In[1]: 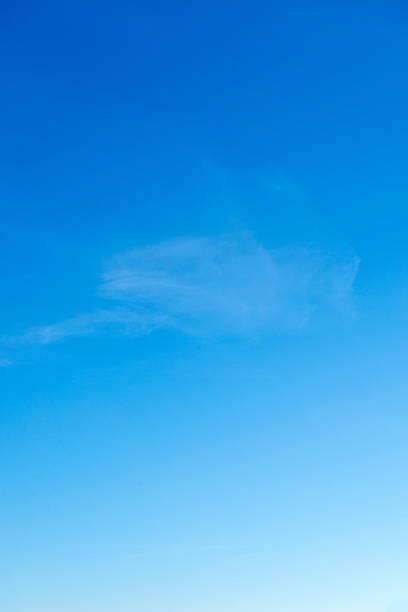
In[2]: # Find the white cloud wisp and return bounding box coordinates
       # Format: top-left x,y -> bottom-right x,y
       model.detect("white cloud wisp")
16,233 -> 360,345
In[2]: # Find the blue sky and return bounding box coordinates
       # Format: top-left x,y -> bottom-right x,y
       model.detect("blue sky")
1,1 -> 408,610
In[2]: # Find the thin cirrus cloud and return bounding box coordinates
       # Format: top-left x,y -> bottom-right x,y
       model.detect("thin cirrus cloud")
20,232 -> 360,345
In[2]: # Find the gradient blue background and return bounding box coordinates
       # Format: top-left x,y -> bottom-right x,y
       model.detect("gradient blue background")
1,1 -> 408,610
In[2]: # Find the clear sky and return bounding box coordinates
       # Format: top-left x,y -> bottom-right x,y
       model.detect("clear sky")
1,1 -> 408,611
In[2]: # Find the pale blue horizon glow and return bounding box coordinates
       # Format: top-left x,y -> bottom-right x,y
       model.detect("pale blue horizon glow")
1,2 -> 408,611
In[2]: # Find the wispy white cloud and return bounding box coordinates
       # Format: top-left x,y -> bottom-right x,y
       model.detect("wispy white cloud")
19,309 -> 168,345
14,232 -> 360,346
101,232 -> 359,334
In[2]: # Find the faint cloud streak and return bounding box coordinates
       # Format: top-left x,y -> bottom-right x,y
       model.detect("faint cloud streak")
13,232 -> 360,346
101,232 -> 360,334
